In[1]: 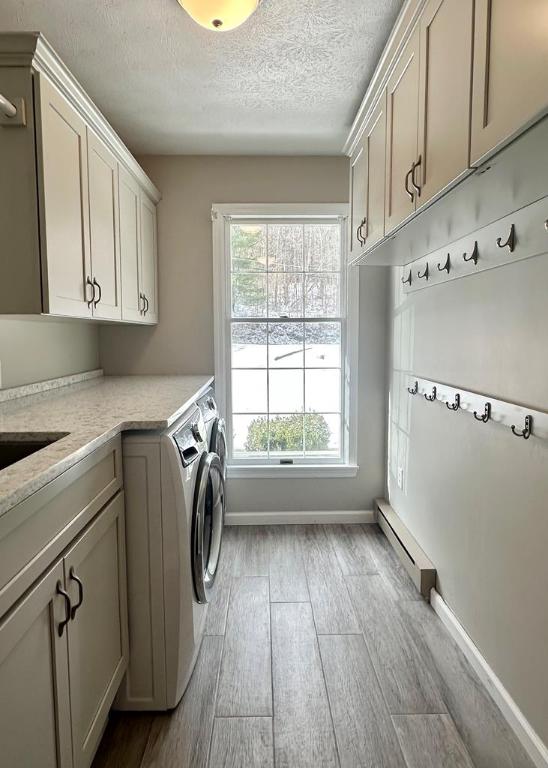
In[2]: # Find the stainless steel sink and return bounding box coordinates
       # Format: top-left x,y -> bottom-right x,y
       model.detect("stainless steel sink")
0,434 -> 68,471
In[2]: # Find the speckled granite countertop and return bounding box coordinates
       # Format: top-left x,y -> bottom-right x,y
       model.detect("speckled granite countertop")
0,374 -> 213,517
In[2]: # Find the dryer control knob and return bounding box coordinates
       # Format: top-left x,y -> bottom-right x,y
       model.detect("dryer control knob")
207,397 -> 215,409
191,423 -> 203,442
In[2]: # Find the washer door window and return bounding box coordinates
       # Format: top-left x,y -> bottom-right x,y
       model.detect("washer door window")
210,417 -> 227,479
192,452 -> 225,604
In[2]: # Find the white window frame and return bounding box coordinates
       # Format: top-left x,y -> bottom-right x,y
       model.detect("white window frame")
212,203 -> 358,479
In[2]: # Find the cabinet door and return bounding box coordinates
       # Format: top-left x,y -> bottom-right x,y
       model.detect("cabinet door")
36,75 -> 92,318
87,130 -> 121,321
471,0 -> 548,164
139,194 -> 158,324
417,0 -> 473,205
0,561 -> 72,768
64,494 -> 128,768
384,27 -> 420,234
362,93 -> 387,250
349,138 -> 368,260
119,167 -> 143,322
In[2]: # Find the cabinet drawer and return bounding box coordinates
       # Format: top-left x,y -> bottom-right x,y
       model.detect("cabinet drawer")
0,436 -> 122,617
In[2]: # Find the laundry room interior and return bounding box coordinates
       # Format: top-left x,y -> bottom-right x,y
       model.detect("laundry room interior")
0,1 -> 547,767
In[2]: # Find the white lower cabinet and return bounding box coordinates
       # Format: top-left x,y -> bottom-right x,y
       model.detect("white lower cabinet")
0,492 -> 128,768
0,561 -> 72,768
65,492 -> 129,768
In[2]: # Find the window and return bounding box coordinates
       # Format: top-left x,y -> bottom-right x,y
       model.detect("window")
213,204 -> 358,478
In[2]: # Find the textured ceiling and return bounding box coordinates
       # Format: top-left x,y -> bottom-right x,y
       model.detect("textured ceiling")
0,0 -> 403,155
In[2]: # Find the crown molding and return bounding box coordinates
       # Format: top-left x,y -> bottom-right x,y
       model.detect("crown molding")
343,0 -> 427,157
0,32 -> 160,203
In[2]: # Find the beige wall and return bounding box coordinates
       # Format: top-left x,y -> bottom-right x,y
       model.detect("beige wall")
388,255 -> 548,746
0,316 -> 99,388
100,155 -> 389,512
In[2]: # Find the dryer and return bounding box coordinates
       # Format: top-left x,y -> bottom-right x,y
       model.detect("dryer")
116,405 -> 225,711
197,387 -> 227,478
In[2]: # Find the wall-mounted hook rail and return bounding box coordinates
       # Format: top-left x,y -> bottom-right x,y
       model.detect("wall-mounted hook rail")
511,415 -> 532,439
446,393 -> 460,411
473,402 -> 491,423
437,254 -> 451,274
417,263 -> 430,281
402,269 -> 412,286
403,377 -> 548,443
462,241 -> 479,265
496,223 -> 515,253
424,386 -> 437,402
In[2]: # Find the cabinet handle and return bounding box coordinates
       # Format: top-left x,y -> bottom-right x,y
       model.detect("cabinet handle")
92,278 -> 102,307
411,155 -> 422,197
139,292 -> 145,314
359,217 -> 368,244
56,580 -> 72,637
144,295 -> 149,315
86,277 -> 95,308
69,567 -> 84,620
404,166 -> 415,202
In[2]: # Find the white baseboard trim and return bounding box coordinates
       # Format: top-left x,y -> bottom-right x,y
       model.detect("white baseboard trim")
225,509 -> 376,526
430,589 -> 548,768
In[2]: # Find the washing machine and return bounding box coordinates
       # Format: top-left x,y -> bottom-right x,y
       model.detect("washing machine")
116,404 -> 225,711
197,387 -> 227,478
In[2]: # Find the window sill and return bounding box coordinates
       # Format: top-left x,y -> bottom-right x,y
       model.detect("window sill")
227,464 -> 359,479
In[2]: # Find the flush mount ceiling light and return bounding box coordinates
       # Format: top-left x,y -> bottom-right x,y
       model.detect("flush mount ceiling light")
178,0 -> 260,32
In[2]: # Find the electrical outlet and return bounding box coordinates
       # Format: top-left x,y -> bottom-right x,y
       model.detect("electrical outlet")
397,466 -> 404,490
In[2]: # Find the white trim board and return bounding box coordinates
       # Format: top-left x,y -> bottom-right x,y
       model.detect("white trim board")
431,589 -> 548,768
225,510 -> 376,526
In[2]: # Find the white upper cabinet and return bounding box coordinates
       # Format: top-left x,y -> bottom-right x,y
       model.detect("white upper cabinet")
362,94 -> 387,250
139,193 -> 159,324
349,138 -> 368,261
119,166 -> 143,322
36,75 -> 92,318
471,0 -> 548,164
417,0 -> 474,205
346,0 -> 548,263
0,33 -> 160,323
384,27 -> 420,234
87,129 -> 122,321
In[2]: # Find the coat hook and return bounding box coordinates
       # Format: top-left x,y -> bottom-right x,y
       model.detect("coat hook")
463,241 -> 479,265
473,402 -> 491,423
437,254 -> 451,274
417,263 -> 430,281
424,386 -> 437,402
402,269 -> 412,286
511,414 -> 532,439
446,393 -> 460,411
407,380 -> 418,395
496,223 -> 515,253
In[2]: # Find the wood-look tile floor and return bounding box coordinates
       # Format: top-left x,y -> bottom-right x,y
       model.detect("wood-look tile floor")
93,524 -> 534,768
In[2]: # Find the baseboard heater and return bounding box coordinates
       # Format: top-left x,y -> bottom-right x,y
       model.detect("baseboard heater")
374,498 -> 436,600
